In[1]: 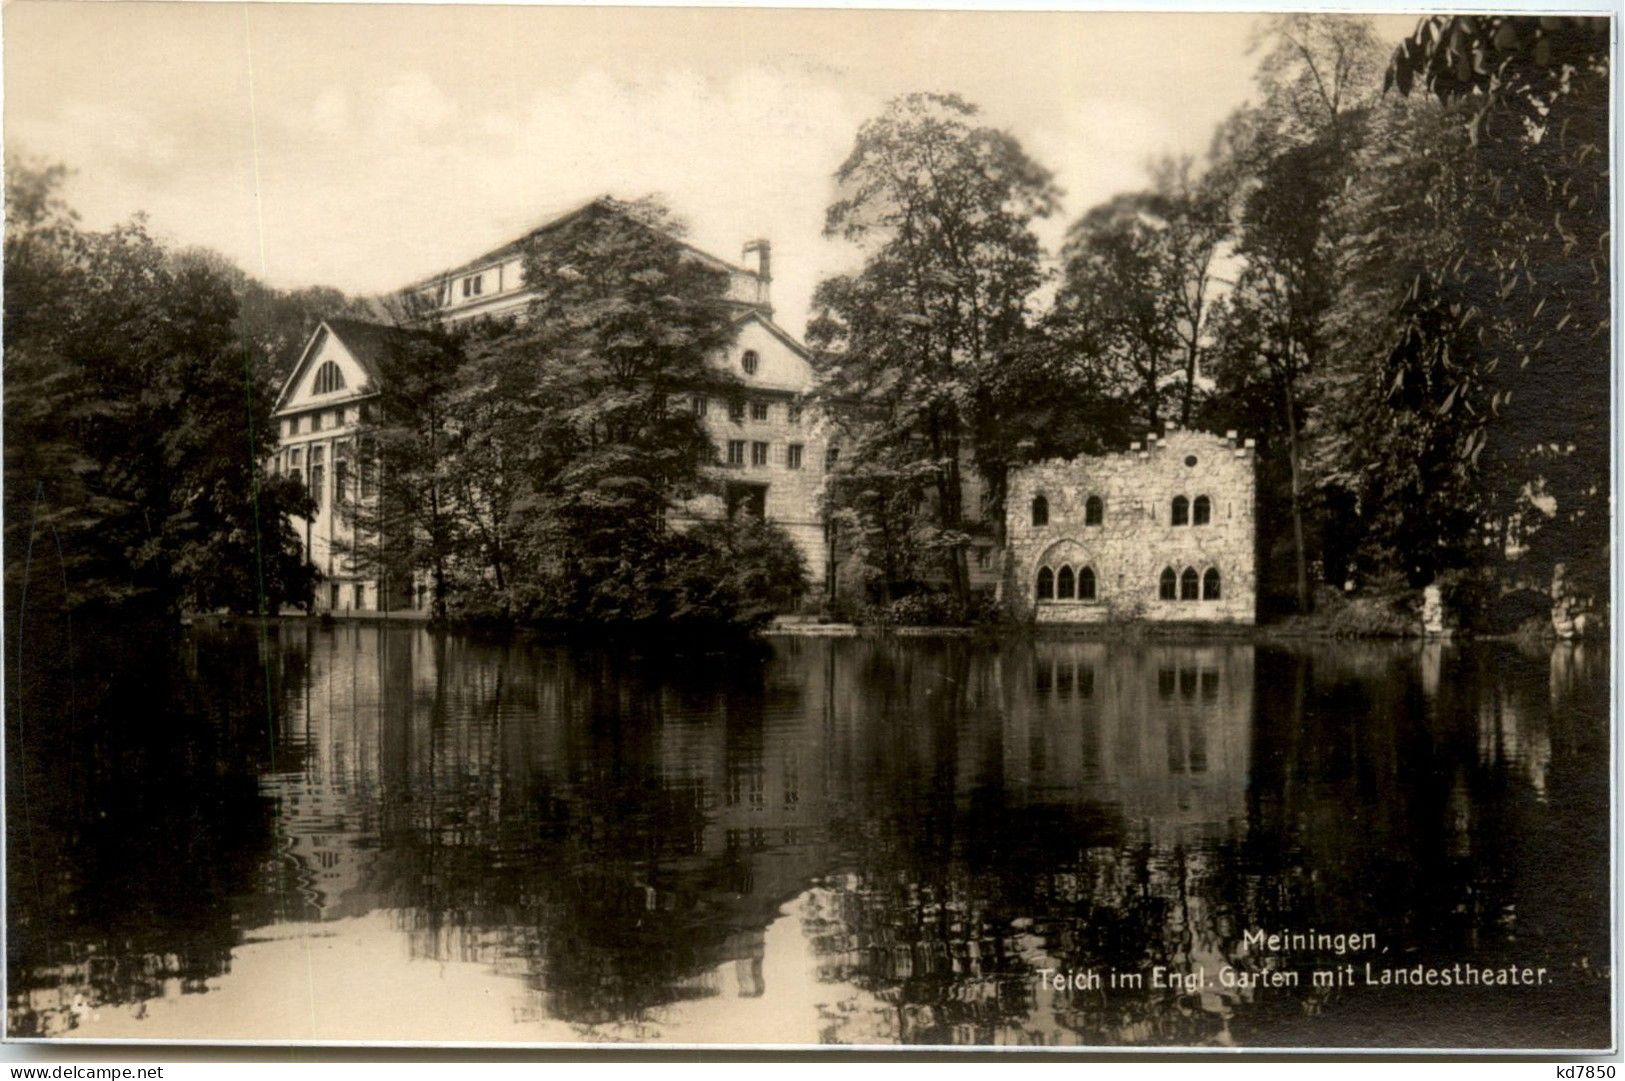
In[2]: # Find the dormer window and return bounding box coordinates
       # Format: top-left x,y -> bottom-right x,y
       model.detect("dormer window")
742,350 -> 759,375
313,361 -> 345,395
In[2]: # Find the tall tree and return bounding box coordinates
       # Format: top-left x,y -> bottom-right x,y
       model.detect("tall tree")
342,323 -> 468,621
486,197 -> 743,625
1208,14 -> 1387,612
170,246 -> 370,392
809,93 -> 1058,604
3,156 -> 313,619
1384,15 -> 1611,592
1054,158 -> 1230,433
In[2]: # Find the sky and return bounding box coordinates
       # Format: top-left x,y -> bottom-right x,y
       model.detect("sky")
5,2 -> 1421,338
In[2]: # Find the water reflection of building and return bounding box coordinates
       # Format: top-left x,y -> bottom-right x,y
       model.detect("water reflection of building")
253,626 -> 847,1023
211,627 -> 1608,1049
1004,642 -> 1252,845
259,623 -> 396,921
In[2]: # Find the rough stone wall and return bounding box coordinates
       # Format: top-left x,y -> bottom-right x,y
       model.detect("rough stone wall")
1004,428 -> 1257,624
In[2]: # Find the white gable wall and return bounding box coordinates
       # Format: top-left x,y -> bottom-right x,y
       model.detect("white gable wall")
714,318 -> 814,394
280,331 -> 375,415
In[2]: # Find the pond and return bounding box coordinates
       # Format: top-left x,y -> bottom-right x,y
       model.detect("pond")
5,622 -> 1612,1048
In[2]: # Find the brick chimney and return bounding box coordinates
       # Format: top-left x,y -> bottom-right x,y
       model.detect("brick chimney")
740,239 -> 772,314
742,238 -> 772,283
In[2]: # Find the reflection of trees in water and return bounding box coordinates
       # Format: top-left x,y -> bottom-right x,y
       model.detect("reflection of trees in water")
6,619 -> 297,1036
12,623 -> 1606,1047
1197,642 -> 1611,1048
799,640 -> 1254,1045
252,631 -> 1607,1045
331,635 -> 841,1026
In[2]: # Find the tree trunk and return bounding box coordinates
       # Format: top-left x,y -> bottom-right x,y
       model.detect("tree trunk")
940,433 -> 969,607
429,480 -> 448,622
1283,383 -> 1312,614
1180,340 -> 1199,427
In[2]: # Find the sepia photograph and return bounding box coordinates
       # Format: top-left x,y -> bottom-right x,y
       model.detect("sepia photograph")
2,0 -> 1616,1055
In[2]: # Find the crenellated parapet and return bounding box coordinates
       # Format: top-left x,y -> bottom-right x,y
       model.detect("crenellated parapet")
1004,425 -> 1258,625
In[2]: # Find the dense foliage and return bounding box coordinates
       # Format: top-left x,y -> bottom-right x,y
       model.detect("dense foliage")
814,15 -> 1607,624
347,199 -> 811,633
4,158 -> 316,621
1378,15 -> 1610,594
809,93 -> 1060,606
9,14 -> 1608,632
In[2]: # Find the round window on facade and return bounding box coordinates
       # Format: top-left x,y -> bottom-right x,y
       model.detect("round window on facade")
1184,454 -> 1198,467
742,350 -> 760,375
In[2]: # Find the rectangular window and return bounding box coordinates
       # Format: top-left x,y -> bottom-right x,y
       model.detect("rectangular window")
311,411 -> 323,433
786,443 -> 803,470
825,447 -> 839,470
788,404 -> 803,425
751,441 -> 769,467
289,416 -> 300,436
727,440 -> 746,466
728,399 -> 745,424
749,400 -> 769,421
976,546 -> 991,570
289,448 -> 302,470
692,395 -> 708,417
334,461 -> 349,506
461,273 -> 483,298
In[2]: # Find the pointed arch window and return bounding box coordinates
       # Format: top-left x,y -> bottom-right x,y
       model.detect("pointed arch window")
1193,495 -> 1212,525
1085,496 -> 1103,526
1159,567 -> 1177,600
1031,495 -> 1049,527
1057,565 -> 1075,599
313,361 -> 346,395
1181,566 -> 1200,600
1036,566 -> 1054,601
1171,495 -> 1190,526
1203,567 -> 1221,600
1078,566 -> 1097,600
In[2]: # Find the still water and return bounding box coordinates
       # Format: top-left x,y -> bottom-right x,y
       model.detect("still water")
6,623 -> 1612,1047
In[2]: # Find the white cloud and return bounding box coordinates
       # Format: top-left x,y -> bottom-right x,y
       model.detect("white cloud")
11,6 -> 1371,340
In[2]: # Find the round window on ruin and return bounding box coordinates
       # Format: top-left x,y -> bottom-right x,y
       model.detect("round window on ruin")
1184,455 -> 1198,467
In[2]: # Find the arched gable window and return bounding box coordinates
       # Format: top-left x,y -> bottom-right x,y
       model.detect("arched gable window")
742,349 -> 760,375
1171,495 -> 1190,526
1181,566 -> 1200,600
1193,495 -> 1212,525
1057,565 -> 1075,599
1159,567 -> 1177,600
1084,496 -> 1103,526
1203,567 -> 1221,600
1078,566 -> 1097,600
1031,495 -> 1049,527
313,361 -> 345,395
1036,566 -> 1054,600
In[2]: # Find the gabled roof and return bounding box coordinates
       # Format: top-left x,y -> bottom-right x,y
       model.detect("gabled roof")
274,317 -> 427,414
408,196 -> 760,292
731,308 -> 811,361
